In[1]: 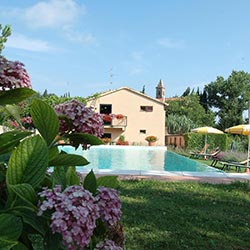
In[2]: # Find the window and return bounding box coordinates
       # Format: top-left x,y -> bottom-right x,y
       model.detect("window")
102,133 -> 111,138
140,129 -> 146,134
100,104 -> 112,125
100,104 -> 112,114
140,106 -> 153,112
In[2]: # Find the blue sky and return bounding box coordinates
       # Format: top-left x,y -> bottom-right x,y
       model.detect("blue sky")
1,0 -> 250,99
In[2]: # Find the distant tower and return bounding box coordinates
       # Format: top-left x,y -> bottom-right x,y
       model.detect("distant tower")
156,79 -> 165,99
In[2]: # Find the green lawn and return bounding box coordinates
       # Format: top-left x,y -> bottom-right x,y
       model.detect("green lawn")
119,179 -> 250,250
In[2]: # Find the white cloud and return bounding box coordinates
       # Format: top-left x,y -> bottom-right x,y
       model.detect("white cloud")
6,33 -> 54,52
63,26 -> 96,45
24,0 -> 85,28
157,38 -> 185,49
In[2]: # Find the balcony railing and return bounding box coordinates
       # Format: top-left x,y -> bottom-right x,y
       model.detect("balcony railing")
103,116 -> 127,128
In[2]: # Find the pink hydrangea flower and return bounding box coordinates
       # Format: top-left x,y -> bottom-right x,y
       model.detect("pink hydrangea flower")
0,56 -> 31,91
96,187 -> 122,226
94,239 -> 123,250
54,99 -> 103,137
38,185 -> 100,250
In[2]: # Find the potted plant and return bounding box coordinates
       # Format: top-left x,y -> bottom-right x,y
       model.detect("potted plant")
145,135 -> 157,146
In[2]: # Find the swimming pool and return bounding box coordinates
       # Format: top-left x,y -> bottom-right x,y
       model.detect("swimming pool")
60,145 -> 223,175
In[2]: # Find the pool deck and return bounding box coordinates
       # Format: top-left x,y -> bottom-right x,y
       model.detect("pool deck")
85,170 -> 250,184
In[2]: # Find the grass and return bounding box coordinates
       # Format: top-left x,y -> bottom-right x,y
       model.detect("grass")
119,179 -> 250,250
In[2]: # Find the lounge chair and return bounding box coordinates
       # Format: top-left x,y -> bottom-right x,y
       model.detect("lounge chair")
210,151 -> 224,167
190,144 -> 210,158
219,159 -> 250,172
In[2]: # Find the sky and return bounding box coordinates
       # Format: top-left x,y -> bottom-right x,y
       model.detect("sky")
1,0 -> 250,99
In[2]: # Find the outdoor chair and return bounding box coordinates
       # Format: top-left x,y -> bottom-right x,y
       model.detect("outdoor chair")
190,144 -> 209,158
219,159 -> 250,172
194,148 -> 221,161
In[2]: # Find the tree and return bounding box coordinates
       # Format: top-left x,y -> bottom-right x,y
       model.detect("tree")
205,70 -> 250,130
0,24 -> 11,54
166,95 -> 215,133
182,87 -> 191,96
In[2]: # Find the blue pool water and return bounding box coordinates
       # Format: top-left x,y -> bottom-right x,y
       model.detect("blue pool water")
60,145 -> 222,174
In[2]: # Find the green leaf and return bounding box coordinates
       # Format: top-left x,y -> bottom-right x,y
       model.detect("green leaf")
64,133 -> 103,149
6,135 -> 48,188
48,146 -> 59,162
43,230 -> 62,250
51,166 -> 67,188
83,170 -> 97,194
66,166 -> 80,186
0,130 -> 32,154
0,239 -> 18,250
13,208 -> 47,236
0,88 -> 36,106
49,153 -> 89,167
5,105 -> 21,122
30,99 -> 59,146
12,241 -> 29,250
0,214 -> 22,241
97,175 -> 119,189
9,184 -> 37,207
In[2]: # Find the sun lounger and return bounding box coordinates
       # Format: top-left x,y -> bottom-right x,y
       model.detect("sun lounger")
190,144 -> 210,158
219,159 -> 250,172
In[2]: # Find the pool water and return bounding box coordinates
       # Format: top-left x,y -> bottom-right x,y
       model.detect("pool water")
60,145 -> 222,174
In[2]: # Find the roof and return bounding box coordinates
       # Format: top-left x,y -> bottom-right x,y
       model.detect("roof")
87,86 -> 169,106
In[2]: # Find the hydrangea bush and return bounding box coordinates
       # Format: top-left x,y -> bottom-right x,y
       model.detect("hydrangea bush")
0,55 -> 124,249
0,56 -> 31,91
54,99 -> 103,137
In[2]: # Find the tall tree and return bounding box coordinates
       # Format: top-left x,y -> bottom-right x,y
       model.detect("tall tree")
205,70 -> 250,130
166,95 -> 215,131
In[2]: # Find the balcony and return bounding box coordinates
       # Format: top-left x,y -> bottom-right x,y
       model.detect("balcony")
102,114 -> 127,129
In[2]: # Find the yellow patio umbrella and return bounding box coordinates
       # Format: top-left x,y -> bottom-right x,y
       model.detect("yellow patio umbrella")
191,126 -> 224,157
225,124 -> 250,172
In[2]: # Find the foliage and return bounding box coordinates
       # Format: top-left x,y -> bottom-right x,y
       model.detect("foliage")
184,132 -> 227,151
205,70 -> 250,130
145,135 -> 157,142
166,95 -> 215,129
116,135 -> 129,145
101,137 -> 111,144
119,179 -> 250,250
0,24 -> 11,54
0,37 -> 124,249
0,90 -> 124,249
166,114 -> 196,134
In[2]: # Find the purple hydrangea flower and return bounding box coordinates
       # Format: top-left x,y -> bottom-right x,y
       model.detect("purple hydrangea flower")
94,239 -> 123,250
54,99 -> 103,137
38,185 -> 100,250
96,187 -> 122,226
0,56 -> 31,91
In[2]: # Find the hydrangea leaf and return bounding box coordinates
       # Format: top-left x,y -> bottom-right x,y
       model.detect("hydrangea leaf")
49,153 -> 89,167
6,135 -> 48,188
9,183 -> 37,208
30,99 -> 59,146
50,166 -> 68,188
97,176 -> 119,189
0,130 -> 32,154
83,169 -> 97,194
66,166 -> 80,186
0,214 -> 22,242
14,208 -> 47,236
0,239 -> 18,250
0,88 -> 36,106
64,133 -> 103,149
